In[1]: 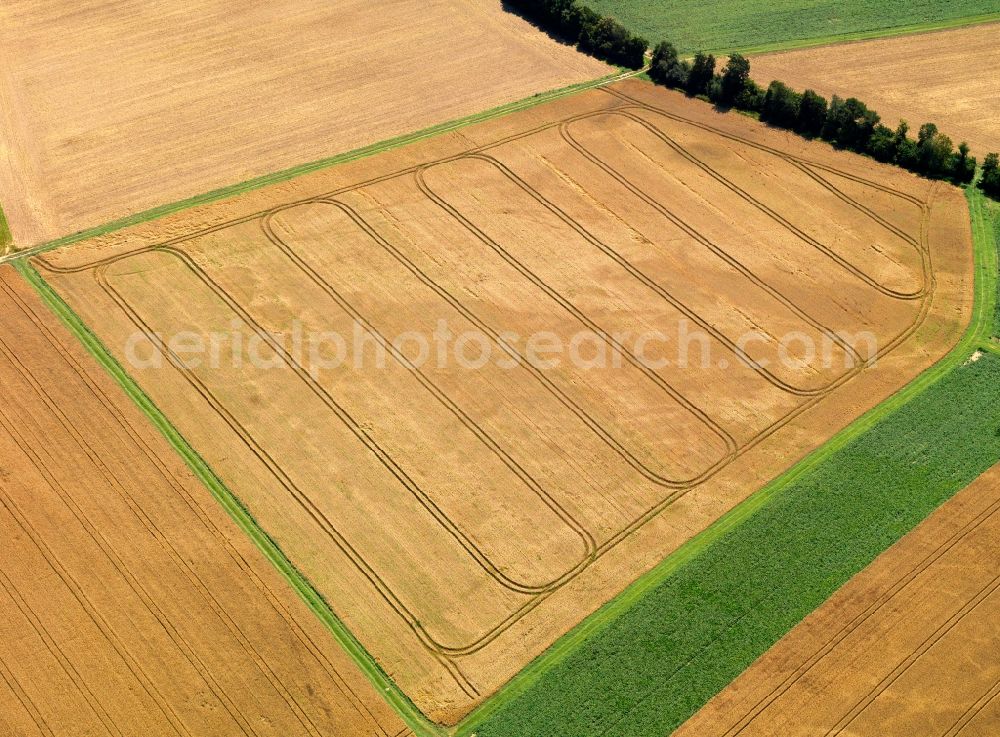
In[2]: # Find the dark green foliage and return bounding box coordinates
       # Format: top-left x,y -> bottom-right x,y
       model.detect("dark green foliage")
471,354 -> 1000,737
506,2 -> 985,185
719,53 -> 750,106
795,89 -> 827,137
895,123 -> 921,170
649,40 -> 677,75
734,78 -> 765,112
981,153 -> 1000,198
916,123 -> 955,178
870,122 -> 978,184
641,35 -> 974,186
706,74 -> 724,104
569,5 -> 602,39
954,142 -> 977,185
760,80 -> 801,129
892,120 -> 914,164
580,16 -> 648,68
649,41 -> 690,88
686,52 -> 716,96
821,95 -> 880,151
504,0 -> 648,68
868,124 -> 898,163
639,27 -> 981,187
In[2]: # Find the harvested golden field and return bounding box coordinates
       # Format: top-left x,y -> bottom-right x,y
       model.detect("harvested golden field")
750,23 -> 1000,156
676,461 -> 1000,737
0,0 -> 610,249
35,78 -> 974,724
0,265 -> 406,736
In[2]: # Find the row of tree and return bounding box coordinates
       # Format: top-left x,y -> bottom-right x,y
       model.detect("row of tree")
650,43 -> 982,186
504,0 -> 647,69
982,154 -> 1000,198
505,1 -> 997,197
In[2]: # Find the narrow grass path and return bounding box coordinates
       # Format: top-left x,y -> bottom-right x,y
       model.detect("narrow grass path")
978,195 -> 1000,340
1,68 -> 653,737
9,70 -> 998,736
0,204 -> 11,256
12,259 -> 446,737
456,185 -> 999,736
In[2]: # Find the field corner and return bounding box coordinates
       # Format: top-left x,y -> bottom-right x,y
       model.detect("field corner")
0,68 -> 639,269
7,71 -> 996,737
454,174 -> 998,736
10,257 -> 448,737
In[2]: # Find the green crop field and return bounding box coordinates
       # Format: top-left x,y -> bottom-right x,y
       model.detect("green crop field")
3,6 -> 1000,737
458,185 -> 1000,736
466,352 -> 1000,737
584,0 -> 1000,53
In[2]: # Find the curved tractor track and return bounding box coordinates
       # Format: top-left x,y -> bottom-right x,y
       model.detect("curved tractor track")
0,269 -> 405,736
32,82 -> 959,714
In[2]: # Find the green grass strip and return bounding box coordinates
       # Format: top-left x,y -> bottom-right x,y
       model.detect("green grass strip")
457,184 -> 998,736
470,353 -> 1000,737
728,12 -> 1000,56
0,69 -> 637,267
13,259 -> 447,737
982,197 -> 1000,338
11,58 -> 996,733
0,203 -> 12,255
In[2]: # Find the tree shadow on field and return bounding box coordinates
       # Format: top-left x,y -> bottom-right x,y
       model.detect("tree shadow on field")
500,1 -> 580,48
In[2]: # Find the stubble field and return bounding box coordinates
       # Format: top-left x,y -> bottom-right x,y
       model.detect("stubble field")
0,266 -> 406,737
676,460 -> 1000,737
34,78 -> 974,724
0,0 -> 610,249
750,23 -> 1000,155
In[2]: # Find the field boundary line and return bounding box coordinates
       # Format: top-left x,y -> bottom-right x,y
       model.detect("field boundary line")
11,259 -> 447,737
0,69 -> 642,268
34,118 -> 937,667
454,183 -> 997,735
0,278 -> 341,736
721,12 -> 1000,56
11,80 -> 993,735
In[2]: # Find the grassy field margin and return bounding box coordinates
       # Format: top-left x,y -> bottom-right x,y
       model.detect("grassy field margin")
2,65 -> 645,737
455,183 -> 999,735
9,58 -> 997,734
13,258 -> 446,737
979,195 -> 1000,338
0,203 -> 12,256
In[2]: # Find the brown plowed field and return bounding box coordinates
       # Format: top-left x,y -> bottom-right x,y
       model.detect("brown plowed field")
750,23 -> 1000,156
0,0 -> 609,249
0,265 -> 404,736
675,462 -> 1000,737
35,78 -> 974,723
